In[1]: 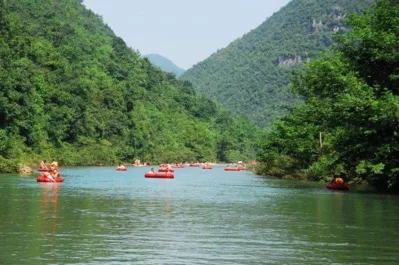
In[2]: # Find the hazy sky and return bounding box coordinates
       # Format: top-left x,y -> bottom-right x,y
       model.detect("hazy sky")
83,0 -> 291,69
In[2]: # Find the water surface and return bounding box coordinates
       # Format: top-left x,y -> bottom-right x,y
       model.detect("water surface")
0,166 -> 398,264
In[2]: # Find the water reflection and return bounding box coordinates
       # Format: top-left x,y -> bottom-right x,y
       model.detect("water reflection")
1,168 -> 399,264
40,183 -> 59,259
145,188 -> 172,221
165,191 -> 172,221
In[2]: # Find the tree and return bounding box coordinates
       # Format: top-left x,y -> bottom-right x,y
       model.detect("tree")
258,0 -> 399,192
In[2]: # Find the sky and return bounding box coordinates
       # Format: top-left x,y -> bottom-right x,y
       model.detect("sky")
83,0 -> 291,69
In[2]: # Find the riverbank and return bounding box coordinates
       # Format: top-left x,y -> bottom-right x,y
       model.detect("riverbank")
253,164 -> 369,186
0,158 -> 256,174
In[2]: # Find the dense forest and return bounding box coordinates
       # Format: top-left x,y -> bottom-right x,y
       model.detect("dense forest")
144,54 -> 185,77
0,0 -> 262,172
256,0 -> 399,192
181,0 -> 374,127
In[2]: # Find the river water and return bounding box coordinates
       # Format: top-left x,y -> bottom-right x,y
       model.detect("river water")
0,166 -> 398,264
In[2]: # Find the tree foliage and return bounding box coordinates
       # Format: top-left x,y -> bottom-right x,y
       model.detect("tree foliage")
0,0 -> 262,171
257,0 -> 399,192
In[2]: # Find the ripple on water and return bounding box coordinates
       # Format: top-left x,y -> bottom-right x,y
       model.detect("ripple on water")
0,167 -> 399,264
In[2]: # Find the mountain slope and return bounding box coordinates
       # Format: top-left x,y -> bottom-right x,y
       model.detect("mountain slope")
0,0 -> 261,170
144,54 -> 185,77
181,0 -> 374,127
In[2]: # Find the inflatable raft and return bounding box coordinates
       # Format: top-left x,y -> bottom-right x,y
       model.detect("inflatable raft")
116,168 -> 127,171
203,166 -> 212,169
158,168 -> 174,172
38,168 -> 51,172
145,172 -> 174,179
189,163 -> 200,167
37,176 -> 64,183
172,165 -> 184,168
327,183 -> 350,191
224,168 -> 241,171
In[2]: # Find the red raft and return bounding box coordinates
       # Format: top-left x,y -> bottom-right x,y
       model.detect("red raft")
116,168 -> 127,171
37,176 -> 64,183
158,168 -> 174,172
189,163 -> 200,167
224,168 -> 240,171
327,183 -> 350,191
37,168 -> 51,172
145,172 -> 174,179
203,166 -> 212,169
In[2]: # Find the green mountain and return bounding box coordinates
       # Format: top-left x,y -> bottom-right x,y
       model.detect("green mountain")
257,0 -> 399,191
0,0 -> 261,171
181,0 -> 374,128
144,54 -> 185,77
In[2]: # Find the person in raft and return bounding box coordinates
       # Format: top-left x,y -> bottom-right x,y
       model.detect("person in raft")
40,160 -> 48,169
42,171 -> 55,182
51,168 -> 60,180
331,175 -> 344,185
117,163 -> 126,170
150,167 -> 156,174
50,161 -> 59,170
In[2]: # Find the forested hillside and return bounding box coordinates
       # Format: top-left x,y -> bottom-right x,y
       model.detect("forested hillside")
0,0 -> 261,172
257,0 -> 399,192
144,54 -> 185,77
181,0 -> 374,127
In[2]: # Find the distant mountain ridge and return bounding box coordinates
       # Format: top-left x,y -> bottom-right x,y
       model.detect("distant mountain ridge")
144,54 -> 185,77
181,0 -> 374,127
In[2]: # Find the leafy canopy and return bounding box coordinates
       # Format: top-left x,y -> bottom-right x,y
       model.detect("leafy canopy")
257,0 -> 399,192
0,0 -> 262,171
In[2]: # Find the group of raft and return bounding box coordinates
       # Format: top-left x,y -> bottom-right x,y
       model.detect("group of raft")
36,159 -> 350,191
142,162 -> 251,179
144,162 -> 214,178
37,160 -> 63,183
224,164 -> 248,171
116,163 -> 174,178
116,162 -> 228,179
145,168 -> 174,179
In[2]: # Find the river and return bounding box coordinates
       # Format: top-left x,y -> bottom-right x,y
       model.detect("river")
0,166 -> 398,264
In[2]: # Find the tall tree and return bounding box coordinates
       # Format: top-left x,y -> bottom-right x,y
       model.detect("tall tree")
257,0 -> 399,192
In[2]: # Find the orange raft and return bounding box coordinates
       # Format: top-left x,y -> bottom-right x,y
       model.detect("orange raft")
145,172 -> 174,179
327,183 -> 350,191
224,167 -> 241,171
38,168 -> 51,172
158,168 -> 174,172
37,175 -> 64,183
